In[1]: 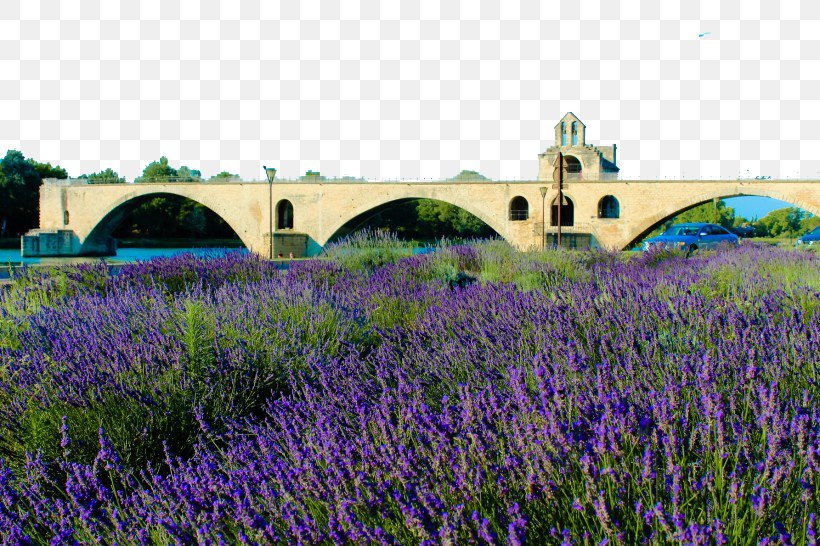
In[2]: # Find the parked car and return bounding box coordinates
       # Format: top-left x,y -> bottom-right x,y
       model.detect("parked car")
643,223 -> 739,253
728,226 -> 756,239
796,226 -> 820,246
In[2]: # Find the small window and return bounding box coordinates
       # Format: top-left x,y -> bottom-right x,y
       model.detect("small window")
571,121 -> 578,146
276,200 -> 294,229
561,122 -> 567,146
509,196 -> 529,221
598,195 -> 620,219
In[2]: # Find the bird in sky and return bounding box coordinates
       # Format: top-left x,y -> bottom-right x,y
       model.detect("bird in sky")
698,32 -> 711,37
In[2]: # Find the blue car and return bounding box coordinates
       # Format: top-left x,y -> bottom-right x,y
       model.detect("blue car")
643,222 -> 739,253
796,226 -> 820,246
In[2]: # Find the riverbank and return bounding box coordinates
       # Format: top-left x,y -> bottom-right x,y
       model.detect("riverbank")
116,237 -> 244,248
1,237 -> 244,250
0,253 -> 302,285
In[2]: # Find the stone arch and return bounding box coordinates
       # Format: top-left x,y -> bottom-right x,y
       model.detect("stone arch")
321,195 -> 507,246
563,155 -> 582,174
80,190 -> 252,254
509,196 -> 529,221
276,199 -> 294,229
598,195 -> 620,218
623,187 -> 820,249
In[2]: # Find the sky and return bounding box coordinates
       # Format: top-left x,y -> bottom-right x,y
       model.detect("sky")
1,0 -> 818,219
723,196 -> 796,221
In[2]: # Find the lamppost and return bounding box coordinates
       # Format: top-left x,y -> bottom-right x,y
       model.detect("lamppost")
264,165 -> 277,259
539,186 -> 548,250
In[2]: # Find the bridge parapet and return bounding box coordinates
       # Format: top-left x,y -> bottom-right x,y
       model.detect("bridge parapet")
45,176 -> 817,187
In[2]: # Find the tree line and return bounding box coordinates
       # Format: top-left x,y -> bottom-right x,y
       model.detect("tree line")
0,152 -> 240,239
0,153 -> 496,241
654,199 -> 819,239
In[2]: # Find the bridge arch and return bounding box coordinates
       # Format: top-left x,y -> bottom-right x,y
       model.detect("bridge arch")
80,190 -> 252,254
623,187 -> 820,249
321,196 -> 506,246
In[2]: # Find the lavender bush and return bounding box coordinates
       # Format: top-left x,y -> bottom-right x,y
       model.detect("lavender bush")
0,242 -> 817,544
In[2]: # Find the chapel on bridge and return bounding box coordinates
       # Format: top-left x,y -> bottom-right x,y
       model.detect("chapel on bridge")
537,112 -> 620,180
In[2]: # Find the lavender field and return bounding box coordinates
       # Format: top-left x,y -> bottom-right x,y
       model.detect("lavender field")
0,239 -> 818,544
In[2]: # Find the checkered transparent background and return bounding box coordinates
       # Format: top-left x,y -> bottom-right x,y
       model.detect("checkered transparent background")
1,0 -> 819,182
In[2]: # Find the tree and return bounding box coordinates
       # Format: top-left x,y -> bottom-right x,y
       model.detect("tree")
139,156 -> 177,182
416,200 -> 495,237
176,166 -> 201,181
754,208 -> 807,238
801,214 -> 820,234
209,171 -> 239,181
78,168 -> 125,183
674,199 -> 737,227
178,202 -> 207,236
29,159 -> 68,181
649,199 -> 743,238
448,170 -> 489,181
0,150 -> 68,237
301,170 -> 326,181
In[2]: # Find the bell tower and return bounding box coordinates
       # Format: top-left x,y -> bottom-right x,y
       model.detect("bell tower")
539,113 -> 619,181
554,112 -> 586,147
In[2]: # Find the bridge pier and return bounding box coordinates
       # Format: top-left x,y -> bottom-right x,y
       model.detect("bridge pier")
21,229 -> 117,258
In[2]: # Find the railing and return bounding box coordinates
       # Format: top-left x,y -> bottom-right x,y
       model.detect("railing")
532,222 -> 593,234
561,172 -> 620,181
46,174 -> 811,187
509,209 -> 529,221
134,177 -> 240,183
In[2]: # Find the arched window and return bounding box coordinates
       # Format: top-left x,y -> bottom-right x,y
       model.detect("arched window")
509,196 -> 529,221
561,122 -> 567,146
276,200 -> 294,229
550,195 -> 574,226
571,121 -> 578,146
598,195 -> 620,218
564,155 -> 582,174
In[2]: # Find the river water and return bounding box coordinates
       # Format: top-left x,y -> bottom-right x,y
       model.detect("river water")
0,247 -> 245,267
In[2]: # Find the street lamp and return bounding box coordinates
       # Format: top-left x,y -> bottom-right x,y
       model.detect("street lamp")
264,165 -> 277,259
539,186 -> 548,250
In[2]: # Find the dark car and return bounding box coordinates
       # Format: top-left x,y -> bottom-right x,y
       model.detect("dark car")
796,226 -> 820,247
643,223 -> 739,253
729,226 -> 756,239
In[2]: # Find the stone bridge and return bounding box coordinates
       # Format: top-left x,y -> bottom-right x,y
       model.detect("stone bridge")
24,177 -> 820,257
21,112 -> 820,257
